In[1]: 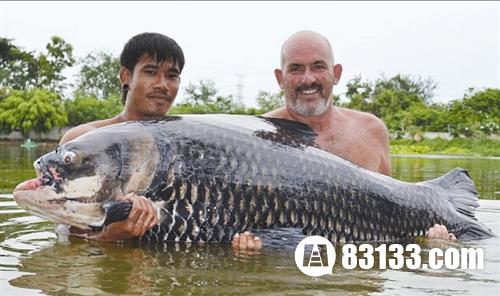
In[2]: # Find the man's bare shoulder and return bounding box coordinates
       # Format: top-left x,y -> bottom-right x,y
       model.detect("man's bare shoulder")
59,117 -> 121,144
337,107 -> 391,175
263,107 -> 290,119
337,107 -> 388,134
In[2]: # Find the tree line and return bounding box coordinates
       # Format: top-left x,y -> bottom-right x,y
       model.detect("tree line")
0,36 -> 498,138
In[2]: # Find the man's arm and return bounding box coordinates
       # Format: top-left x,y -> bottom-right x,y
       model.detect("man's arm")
365,114 -> 392,176
377,121 -> 392,176
59,124 -> 95,144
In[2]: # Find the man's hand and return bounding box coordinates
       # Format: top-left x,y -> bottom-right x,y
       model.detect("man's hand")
231,231 -> 263,250
426,224 -> 457,241
91,193 -> 158,242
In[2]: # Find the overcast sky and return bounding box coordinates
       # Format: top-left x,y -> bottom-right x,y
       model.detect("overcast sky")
1,1 -> 499,107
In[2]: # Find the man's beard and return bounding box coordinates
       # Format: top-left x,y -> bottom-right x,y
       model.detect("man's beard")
287,93 -> 330,117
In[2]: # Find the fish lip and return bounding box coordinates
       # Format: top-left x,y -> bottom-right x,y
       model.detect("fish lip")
13,179 -> 44,193
25,207 -> 92,230
15,185 -> 40,193
13,188 -> 99,229
13,182 -> 61,200
13,170 -> 65,193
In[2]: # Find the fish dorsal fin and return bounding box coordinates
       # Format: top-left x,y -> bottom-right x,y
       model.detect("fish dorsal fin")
172,114 -> 318,149
257,116 -> 318,148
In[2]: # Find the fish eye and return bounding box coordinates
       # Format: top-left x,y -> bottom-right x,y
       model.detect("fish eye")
63,151 -> 76,164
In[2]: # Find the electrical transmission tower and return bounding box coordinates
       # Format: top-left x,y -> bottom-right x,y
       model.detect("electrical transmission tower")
235,74 -> 244,105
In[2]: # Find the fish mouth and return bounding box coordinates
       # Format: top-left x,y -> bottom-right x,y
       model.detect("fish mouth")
35,159 -> 62,187
13,158 -> 63,195
13,176 -> 105,230
13,176 -> 65,204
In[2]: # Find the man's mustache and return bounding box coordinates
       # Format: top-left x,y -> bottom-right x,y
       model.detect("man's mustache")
295,83 -> 323,96
147,91 -> 174,101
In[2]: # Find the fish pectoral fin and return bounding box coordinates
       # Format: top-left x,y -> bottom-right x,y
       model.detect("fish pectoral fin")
250,228 -> 307,250
102,200 -> 133,226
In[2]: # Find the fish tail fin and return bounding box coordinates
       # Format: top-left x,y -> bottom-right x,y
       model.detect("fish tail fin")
421,168 -> 494,239
421,168 -> 478,218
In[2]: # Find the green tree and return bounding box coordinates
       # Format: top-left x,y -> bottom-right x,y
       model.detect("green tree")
183,80 -> 218,104
373,74 -> 436,104
0,38 -> 38,90
0,89 -> 67,137
372,88 -> 422,120
64,93 -> 122,126
447,88 -> 500,136
0,36 -> 74,92
399,103 -> 449,132
344,75 -> 374,112
255,90 -> 284,113
344,74 -> 439,132
38,36 -> 75,91
75,51 -> 121,99
461,88 -> 499,122
371,74 -> 437,119
0,87 -> 11,99
171,80 -> 244,114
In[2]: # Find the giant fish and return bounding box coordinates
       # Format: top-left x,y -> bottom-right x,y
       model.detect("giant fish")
13,115 -> 493,243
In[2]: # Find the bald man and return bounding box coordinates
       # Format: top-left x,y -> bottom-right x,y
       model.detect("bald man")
231,31 -> 455,249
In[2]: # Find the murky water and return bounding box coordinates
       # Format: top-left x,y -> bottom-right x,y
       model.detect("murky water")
1,142 -> 499,295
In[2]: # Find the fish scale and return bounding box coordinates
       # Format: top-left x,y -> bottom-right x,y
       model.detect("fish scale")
13,115 -> 494,243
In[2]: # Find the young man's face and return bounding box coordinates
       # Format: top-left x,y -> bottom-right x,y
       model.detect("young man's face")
122,54 -> 181,118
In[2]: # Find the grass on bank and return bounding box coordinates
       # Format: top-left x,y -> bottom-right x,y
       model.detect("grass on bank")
390,138 -> 500,157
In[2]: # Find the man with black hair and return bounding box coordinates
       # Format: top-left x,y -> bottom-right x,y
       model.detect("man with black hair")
58,33 -> 263,246
59,32 -> 185,241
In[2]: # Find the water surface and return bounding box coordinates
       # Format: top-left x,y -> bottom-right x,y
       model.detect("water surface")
1,142 -> 498,295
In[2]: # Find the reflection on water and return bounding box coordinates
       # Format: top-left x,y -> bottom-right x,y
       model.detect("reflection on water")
2,215 -> 388,295
2,196 -> 499,295
391,156 -> 499,200
1,142 -> 499,295
7,240 -> 389,295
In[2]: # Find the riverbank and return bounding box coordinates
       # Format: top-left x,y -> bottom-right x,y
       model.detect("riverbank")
390,138 -> 500,157
1,136 -> 499,157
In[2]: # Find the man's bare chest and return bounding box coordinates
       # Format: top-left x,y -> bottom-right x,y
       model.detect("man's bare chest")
316,132 -> 378,168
